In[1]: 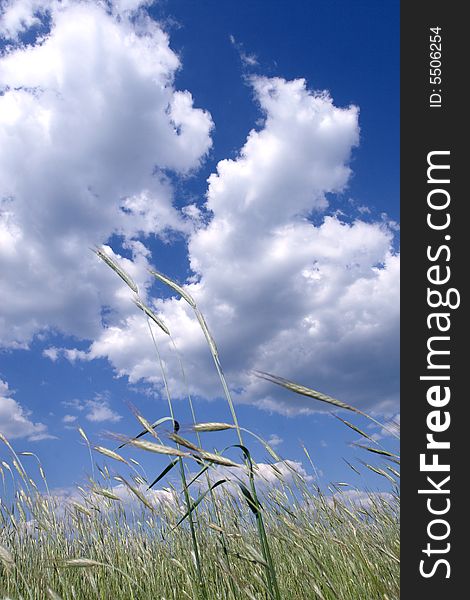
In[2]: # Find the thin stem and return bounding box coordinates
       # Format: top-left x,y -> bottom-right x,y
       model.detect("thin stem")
146,321 -> 207,600
169,334 -> 237,599
192,307 -> 281,600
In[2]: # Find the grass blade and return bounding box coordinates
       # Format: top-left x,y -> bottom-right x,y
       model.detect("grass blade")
238,482 -> 260,515
174,480 -> 227,529
147,458 -> 179,490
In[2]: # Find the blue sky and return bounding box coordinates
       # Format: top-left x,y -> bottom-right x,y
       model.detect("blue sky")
0,0 -> 399,495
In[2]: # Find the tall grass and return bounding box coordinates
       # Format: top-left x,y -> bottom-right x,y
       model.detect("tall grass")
0,249 -> 400,599
0,465 -> 399,599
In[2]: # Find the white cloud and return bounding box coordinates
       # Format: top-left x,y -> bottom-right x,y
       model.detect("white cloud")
329,489 -> 396,509
0,0 -> 155,40
44,347 -> 89,362
229,34 -> 259,67
190,459 -> 314,500
85,399 -> 122,424
111,0 -> 153,17
42,347 -> 59,362
62,414 -> 77,424
1,2 -> 399,417
61,394 -> 122,424
0,378 -> 52,440
370,413 -> 400,441
254,459 -> 314,487
267,434 -> 283,447
48,482 -> 180,519
48,459 -> 311,520
78,77 -> 399,415
0,0 -> 50,39
0,0 -> 213,348
102,481 -> 179,509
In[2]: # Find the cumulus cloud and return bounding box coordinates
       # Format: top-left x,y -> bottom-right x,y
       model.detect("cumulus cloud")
0,0 -> 154,40
0,378 -> 52,440
0,0 -> 213,347
0,0 -> 50,39
79,77 -> 399,415
1,2 -> 399,417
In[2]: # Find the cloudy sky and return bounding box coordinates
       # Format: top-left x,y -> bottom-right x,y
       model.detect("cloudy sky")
0,0 -> 399,491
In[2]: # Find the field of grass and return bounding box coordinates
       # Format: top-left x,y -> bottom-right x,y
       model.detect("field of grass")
0,462 -> 399,600
0,250 -> 399,599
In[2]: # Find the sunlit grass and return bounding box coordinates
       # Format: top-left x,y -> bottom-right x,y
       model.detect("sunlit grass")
0,249 -> 399,599
0,451 -> 399,600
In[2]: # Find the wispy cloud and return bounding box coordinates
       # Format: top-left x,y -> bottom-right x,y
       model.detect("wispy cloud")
229,34 -> 259,67
62,394 -> 122,424
267,433 -> 283,447
62,414 -> 78,424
